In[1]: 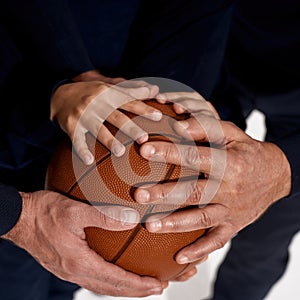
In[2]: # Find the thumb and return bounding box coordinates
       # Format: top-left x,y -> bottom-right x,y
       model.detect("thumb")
81,205 -> 140,231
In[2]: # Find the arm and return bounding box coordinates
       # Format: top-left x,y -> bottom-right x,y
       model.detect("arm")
0,13 -> 165,295
1,189 -> 165,296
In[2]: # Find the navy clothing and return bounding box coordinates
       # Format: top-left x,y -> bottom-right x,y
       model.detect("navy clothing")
211,0 -> 300,299
0,239 -> 78,300
0,0 -> 235,235
0,1 -> 235,299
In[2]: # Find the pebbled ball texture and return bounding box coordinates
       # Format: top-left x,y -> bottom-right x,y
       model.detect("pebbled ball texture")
45,99 -> 205,281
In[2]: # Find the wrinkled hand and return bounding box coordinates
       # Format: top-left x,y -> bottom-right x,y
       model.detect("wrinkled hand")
51,71 -> 162,165
170,255 -> 208,282
134,92 -> 291,264
2,191 -> 166,297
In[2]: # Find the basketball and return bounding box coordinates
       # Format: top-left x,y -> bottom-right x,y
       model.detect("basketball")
45,99 -> 205,281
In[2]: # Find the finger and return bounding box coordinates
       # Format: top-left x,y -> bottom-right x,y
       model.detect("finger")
138,141 -> 216,173
116,80 -> 159,100
95,123 -> 126,157
138,141 -> 226,199
174,117 -> 244,144
171,97 -> 214,115
172,266 -> 198,282
173,101 -> 220,120
174,116 -> 223,144
145,205 -> 228,233
74,112 -> 128,159
75,204 -> 140,230
135,180 -> 204,206
76,277 -> 164,298
88,256 -> 164,297
106,109 -> 148,143
67,246 -> 164,297
172,255 -> 208,282
156,91 -> 205,104
119,79 -> 159,97
121,100 -> 162,121
92,84 -> 156,113
176,225 -> 234,264
81,105 -> 147,155
72,127 -> 95,165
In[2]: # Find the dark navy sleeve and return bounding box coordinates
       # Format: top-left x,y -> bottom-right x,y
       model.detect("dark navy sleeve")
274,132 -> 300,197
0,183 -> 22,236
1,0 -> 95,78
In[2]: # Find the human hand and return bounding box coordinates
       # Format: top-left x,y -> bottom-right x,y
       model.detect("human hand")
169,256 -> 208,282
134,92 -> 291,264
72,69 -> 125,84
51,75 -> 161,165
3,191 -> 165,297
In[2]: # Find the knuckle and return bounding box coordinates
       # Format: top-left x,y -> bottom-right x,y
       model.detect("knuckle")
224,120 -> 238,131
131,79 -> 146,86
165,216 -> 181,231
64,204 -> 81,219
113,279 -> 128,292
95,83 -> 108,94
213,238 -> 227,250
227,152 -> 245,175
122,100 -> 136,110
183,146 -> 200,167
98,211 -> 115,228
163,143 -> 174,161
128,86 -> 147,98
196,210 -> 213,227
81,94 -> 96,107
156,184 -> 169,203
188,182 -> 202,204
64,114 -> 77,133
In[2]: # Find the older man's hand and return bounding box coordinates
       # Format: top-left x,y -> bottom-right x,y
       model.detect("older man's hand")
134,92 -> 291,264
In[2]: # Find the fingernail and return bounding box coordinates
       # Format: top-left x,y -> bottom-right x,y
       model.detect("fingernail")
178,120 -> 189,129
174,103 -> 185,113
141,144 -> 156,158
151,110 -> 162,121
177,255 -> 190,264
137,133 -> 148,144
148,219 -> 162,232
112,143 -> 125,157
150,286 -> 163,294
83,153 -> 94,165
121,208 -> 139,225
136,189 -> 150,203
157,93 -> 166,103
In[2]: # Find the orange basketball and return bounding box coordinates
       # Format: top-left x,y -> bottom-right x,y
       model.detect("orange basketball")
45,99 -> 205,281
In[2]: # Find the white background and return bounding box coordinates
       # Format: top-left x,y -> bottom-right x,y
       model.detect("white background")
74,110 -> 300,300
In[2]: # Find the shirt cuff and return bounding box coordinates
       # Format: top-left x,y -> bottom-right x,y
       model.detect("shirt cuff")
0,183 -> 22,236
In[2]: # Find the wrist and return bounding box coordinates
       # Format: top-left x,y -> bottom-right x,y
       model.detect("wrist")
269,142 -> 292,201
